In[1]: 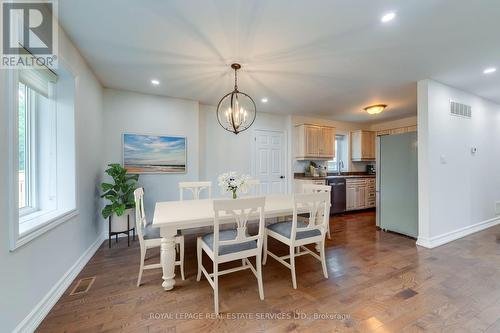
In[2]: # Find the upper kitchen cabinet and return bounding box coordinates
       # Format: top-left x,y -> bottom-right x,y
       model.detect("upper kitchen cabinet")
351,130 -> 376,161
294,124 -> 335,160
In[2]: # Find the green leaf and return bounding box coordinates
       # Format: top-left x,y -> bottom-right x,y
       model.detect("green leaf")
104,195 -> 118,202
101,163 -> 140,221
101,183 -> 114,192
100,189 -> 117,198
115,204 -> 126,216
120,184 -> 129,193
102,205 -> 113,219
127,174 -> 139,182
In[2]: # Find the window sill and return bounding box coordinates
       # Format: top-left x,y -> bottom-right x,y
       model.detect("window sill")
12,208 -> 79,251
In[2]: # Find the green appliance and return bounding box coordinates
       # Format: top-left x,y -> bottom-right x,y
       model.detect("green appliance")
377,132 -> 418,238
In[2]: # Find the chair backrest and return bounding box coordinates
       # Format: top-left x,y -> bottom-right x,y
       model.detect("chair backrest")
302,184 -> 331,194
302,184 -> 331,223
134,187 -> 147,244
179,181 -> 212,200
291,192 -> 330,240
242,179 -> 261,196
212,197 -> 266,257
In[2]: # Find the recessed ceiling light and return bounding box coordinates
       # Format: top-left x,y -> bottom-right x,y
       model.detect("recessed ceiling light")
381,12 -> 396,23
261,98 -> 268,103
151,79 -> 160,85
483,67 -> 497,74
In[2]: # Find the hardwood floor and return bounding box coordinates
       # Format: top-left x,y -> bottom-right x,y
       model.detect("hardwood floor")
37,211 -> 500,333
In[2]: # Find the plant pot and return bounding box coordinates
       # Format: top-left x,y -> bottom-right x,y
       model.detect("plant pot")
110,208 -> 135,233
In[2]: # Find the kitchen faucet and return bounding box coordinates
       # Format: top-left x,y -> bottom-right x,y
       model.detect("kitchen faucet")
337,160 -> 344,175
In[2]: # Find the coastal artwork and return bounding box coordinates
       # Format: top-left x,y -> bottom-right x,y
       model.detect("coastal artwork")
123,134 -> 186,174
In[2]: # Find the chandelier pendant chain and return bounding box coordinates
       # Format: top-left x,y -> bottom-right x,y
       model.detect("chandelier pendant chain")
234,67 -> 238,91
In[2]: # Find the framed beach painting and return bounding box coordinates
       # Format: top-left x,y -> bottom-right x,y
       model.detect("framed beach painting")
123,134 -> 187,174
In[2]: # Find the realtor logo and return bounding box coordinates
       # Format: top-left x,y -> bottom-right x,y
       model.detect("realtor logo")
1,0 -> 58,68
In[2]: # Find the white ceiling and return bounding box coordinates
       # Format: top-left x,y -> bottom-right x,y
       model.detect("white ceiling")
58,0 -> 500,122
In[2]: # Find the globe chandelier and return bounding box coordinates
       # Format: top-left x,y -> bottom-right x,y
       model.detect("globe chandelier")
216,63 -> 257,135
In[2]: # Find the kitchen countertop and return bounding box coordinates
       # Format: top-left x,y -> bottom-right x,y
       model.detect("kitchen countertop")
294,174 -> 376,180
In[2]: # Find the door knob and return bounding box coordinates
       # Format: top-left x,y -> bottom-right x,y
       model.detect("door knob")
280,176 -> 285,179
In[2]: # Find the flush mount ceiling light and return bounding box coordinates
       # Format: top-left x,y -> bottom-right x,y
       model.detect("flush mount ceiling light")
365,104 -> 388,115
261,97 -> 268,103
381,12 -> 396,23
483,67 -> 497,74
151,79 -> 160,85
216,63 -> 257,135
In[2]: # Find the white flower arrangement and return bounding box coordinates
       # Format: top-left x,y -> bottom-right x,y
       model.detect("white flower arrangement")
218,171 -> 251,199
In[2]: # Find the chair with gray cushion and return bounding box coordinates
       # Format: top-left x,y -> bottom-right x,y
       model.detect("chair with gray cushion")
301,184 -> 332,239
134,188 -> 184,287
197,197 -> 266,314
263,192 -> 330,289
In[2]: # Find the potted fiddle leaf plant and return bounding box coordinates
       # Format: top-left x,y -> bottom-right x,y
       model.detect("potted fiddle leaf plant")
101,163 -> 139,234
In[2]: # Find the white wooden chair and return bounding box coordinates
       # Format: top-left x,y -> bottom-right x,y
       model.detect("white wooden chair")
179,181 -> 212,200
263,192 -> 330,289
134,188 -> 184,286
302,184 -> 332,239
196,197 -> 266,314
179,181 -> 212,235
242,179 -> 261,196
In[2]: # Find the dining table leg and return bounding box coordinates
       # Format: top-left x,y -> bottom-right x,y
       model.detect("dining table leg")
160,227 -> 177,291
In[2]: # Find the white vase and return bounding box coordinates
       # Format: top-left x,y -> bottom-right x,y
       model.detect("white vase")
110,208 -> 135,233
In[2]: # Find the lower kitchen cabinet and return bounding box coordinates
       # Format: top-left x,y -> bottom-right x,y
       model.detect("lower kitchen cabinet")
346,186 -> 357,210
346,178 -> 375,211
293,179 -> 326,193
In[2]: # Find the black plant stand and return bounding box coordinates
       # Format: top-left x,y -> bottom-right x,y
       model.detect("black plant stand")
108,214 -> 135,248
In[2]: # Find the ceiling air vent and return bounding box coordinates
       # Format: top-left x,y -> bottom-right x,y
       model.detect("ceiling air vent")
450,100 -> 472,118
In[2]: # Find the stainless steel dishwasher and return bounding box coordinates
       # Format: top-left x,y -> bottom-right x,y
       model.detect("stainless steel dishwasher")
327,178 -> 346,214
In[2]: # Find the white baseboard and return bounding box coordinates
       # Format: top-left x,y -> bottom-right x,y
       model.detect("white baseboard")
417,216 -> 500,249
13,234 -> 104,333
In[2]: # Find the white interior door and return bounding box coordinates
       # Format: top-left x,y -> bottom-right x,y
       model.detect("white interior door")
254,130 -> 286,195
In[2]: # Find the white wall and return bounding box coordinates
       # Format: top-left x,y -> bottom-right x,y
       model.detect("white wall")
199,104 -> 292,193
103,89 -> 200,218
102,94 -> 291,217
0,28 -> 104,332
417,79 -> 500,248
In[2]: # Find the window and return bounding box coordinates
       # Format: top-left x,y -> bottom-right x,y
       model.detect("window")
18,82 -> 29,210
328,135 -> 347,172
10,58 -> 77,250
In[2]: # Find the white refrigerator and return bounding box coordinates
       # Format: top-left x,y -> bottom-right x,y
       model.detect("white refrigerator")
376,132 -> 418,238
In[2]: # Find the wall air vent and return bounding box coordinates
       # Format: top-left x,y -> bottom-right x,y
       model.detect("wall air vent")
450,100 -> 472,118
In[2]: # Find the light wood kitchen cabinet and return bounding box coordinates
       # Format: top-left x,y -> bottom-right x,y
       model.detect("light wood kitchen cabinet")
366,178 -> 376,207
376,129 -> 392,136
346,186 -> 357,210
295,124 -> 335,160
319,127 -> 335,158
390,127 -> 407,135
346,178 -> 376,211
351,130 -> 376,161
406,125 -> 417,133
376,125 -> 417,137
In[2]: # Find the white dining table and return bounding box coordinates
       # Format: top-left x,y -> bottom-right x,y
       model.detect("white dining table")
152,194 -> 302,291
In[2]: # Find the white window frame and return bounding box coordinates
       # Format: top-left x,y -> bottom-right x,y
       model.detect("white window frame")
7,60 -> 79,251
18,82 -> 38,217
328,134 -> 348,173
